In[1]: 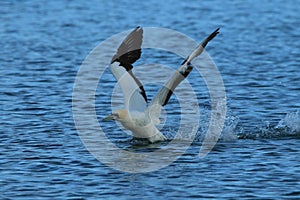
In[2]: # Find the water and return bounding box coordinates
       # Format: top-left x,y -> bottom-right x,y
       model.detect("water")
1,0 -> 300,199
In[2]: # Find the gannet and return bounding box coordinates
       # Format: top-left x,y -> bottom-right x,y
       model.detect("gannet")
103,26 -> 219,143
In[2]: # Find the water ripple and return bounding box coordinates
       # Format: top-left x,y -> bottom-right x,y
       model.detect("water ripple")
1,0 -> 300,199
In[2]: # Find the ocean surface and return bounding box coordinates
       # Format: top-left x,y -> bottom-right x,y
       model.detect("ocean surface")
1,0 -> 300,199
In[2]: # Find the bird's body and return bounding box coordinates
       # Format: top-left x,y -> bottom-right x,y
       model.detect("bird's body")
122,115 -> 166,143
104,27 -> 219,143
104,107 -> 166,143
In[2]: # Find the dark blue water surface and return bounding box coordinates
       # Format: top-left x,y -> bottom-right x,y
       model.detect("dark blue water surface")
1,0 -> 300,199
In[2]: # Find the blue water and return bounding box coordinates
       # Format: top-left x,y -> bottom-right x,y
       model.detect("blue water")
1,0 -> 300,199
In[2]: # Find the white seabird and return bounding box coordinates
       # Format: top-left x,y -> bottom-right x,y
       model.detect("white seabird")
104,26 -> 219,143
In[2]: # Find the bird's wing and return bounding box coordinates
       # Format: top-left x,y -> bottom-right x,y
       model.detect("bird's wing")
110,27 -> 147,112
148,28 -> 220,122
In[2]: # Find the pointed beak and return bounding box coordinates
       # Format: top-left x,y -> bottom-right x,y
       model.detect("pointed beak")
102,114 -> 116,122
102,114 -> 115,121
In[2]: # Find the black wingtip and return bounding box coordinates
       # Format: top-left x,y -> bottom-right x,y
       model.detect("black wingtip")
214,27 -> 220,33
111,26 -> 143,66
215,27 -> 220,35
199,27 -> 220,49
134,26 -> 142,33
207,27 -> 220,42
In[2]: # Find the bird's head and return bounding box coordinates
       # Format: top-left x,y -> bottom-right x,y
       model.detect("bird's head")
103,110 -> 129,122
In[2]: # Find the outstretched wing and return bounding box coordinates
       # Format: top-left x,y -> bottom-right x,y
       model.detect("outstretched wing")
149,28 -> 220,118
110,27 -> 147,112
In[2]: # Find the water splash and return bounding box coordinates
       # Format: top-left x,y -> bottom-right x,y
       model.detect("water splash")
237,110 -> 300,139
194,108 -> 239,142
275,110 -> 300,134
220,115 -> 239,141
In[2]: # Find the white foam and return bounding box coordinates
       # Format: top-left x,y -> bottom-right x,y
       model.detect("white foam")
276,110 -> 300,133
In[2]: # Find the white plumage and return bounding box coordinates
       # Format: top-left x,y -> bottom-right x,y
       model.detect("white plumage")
103,26 -> 219,143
